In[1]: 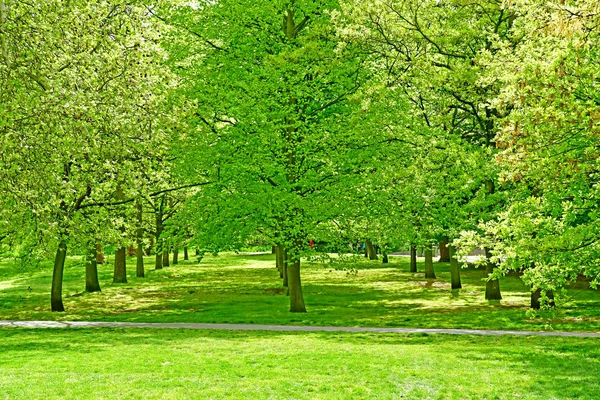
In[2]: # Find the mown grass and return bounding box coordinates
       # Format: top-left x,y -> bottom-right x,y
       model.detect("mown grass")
0,328 -> 599,399
0,252 -> 598,332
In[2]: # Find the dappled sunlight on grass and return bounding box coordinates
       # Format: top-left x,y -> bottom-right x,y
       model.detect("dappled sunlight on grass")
0,253 -> 599,331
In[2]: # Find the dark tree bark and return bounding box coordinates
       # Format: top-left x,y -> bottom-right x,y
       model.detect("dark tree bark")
136,201 -> 145,278
113,247 -> 127,283
276,244 -> 284,279
183,246 -> 189,261
173,245 -> 179,265
409,245 -> 417,272
531,288 -> 555,309
86,242 -> 101,292
438,237 -> 450,262
449,245 -> 462,289
51,240 -> 68,312
154,196 -> 165,270
162,245 -> 170,267
282,247 -> 288,288
424,248 -> 436,279
272,245 -> 276,254
366,239 -> 378,260
96,242 -> 105,264
113,183 -> 127,283
382,253 -> 389,263
287,253 -> 306,313
484,248 -> 502,300
155,251 -> 163,270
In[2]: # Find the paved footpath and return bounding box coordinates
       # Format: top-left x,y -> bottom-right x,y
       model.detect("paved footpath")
0,320 -> 598,337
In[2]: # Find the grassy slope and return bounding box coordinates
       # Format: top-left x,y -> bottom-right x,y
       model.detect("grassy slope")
1,328 -> 599,399
0,253 -> 598,331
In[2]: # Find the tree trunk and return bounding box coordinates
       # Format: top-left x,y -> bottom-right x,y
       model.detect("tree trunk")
154,196 -> 165,270
382,253 -> 389,264
95,242 -> 105,264
183,246 -> 189,261
438,238 -> 450,262
276,244 -> 284,279
155,251 -> 163,270
417,247 -> 424,257
449,245 -> 462,289
287,256 -> 306,313
484,248 -> 501,300
409,245 -> 417,272
173,245 -> 179,265
424,247 -> 436,279
366,239 -> 378,260
282,247 -> 288,288
51,240 -> 67,312
85,242 -> 101,293
272,245 -> 276,254
113,247 -> 127,283
163,245 -> 170,267
531,288 -> 555,309
136,201 -> 145,278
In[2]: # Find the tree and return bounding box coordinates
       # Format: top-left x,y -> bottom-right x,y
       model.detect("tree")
0,0 -> 176,311
470,1 -> 600,305
163,0 -> 375,313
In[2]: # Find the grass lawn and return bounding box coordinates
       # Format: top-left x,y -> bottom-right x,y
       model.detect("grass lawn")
0,252 -> 598,332
1,328 -> 599,399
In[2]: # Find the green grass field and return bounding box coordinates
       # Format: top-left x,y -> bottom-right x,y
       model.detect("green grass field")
1,253 -> 599,399
1,328 -> 599,399
0,253 -> 598,331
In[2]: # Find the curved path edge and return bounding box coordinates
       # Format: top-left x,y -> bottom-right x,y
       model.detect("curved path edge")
0,320 -> 598,337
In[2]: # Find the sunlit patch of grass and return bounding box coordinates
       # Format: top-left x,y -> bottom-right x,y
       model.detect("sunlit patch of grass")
0,253 -> 599,331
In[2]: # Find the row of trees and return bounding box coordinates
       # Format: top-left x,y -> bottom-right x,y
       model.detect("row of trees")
1,0 -> 599,314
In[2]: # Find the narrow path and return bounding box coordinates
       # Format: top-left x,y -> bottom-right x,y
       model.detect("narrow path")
0,320 -> 598,337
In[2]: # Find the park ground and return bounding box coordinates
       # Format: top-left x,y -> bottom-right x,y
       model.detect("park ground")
1,253 -> 599,398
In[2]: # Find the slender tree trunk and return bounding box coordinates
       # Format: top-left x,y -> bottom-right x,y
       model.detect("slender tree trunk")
424,247 -> 436,279
366,239 -> 378,260
282,247 -> 288,288
484,248 -> 501,300
418,247 -> 424,257
449,245 -> 462,289
410,245 -> 417,272
173,245 -> 179,265
183,246 -> 189,261
113,183 -> 127,283
113,247 -> 127,283
163,244 -> 170,267
382,253 -> 389,264
96,242 -> 104,264
272,246 -> 276,254
276,244 -> 284,279
51,240 -> 68,312
364,244 -> 368,257
287,255 -> 306,313
86,242 -> 101,292
155,252 -> 162,270
136,201 -> 145,278
438,237 -> 450,262
154,196 -> 165,270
